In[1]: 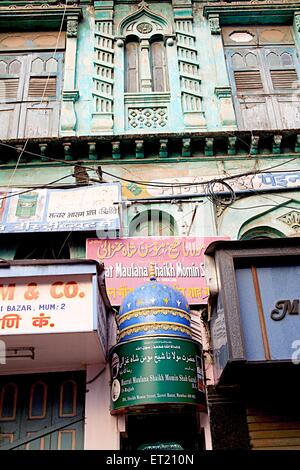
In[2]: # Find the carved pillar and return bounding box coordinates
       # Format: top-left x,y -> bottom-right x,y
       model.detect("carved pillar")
165,36 -> 185,131
60,15 -> 80,136
114,39 -> 125,133
92,1 -> 114,134
140,39 -> 152,92
293,12 -> 300,59
214,87 -> 236,128
208,14 -> 221,35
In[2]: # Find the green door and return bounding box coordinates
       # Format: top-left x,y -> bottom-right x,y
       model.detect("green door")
0,371 -> 85,450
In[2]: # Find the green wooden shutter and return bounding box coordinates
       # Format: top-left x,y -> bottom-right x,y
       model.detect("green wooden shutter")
0,372 -> 85,450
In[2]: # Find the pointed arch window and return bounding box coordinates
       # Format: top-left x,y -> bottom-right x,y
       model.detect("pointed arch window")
125,37 -> 169,93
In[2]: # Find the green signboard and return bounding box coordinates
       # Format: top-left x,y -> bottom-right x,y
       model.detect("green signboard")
110,337 -> 206,413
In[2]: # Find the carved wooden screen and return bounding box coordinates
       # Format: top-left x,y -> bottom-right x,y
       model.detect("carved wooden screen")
0,371 -> 85,450
223,26 -> 300,130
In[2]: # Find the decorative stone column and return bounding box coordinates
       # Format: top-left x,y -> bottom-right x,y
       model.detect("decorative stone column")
60,15 -> 80,135
206,12 -> 237,130
140,39 -> 152,92
214,87 -> 236,128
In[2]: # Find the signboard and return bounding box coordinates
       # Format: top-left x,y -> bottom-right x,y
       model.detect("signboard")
0,183 -> 121,232
236,264 -> 300,362
0,274 -> 94,335
121,171 -> 300,200
87,236 -> 227,305
109,337 -> 205,413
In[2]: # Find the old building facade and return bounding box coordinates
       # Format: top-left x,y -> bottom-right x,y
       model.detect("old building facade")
0,0 -> 300,450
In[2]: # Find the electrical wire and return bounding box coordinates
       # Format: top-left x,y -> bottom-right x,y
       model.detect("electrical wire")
0,172 -> 89,202
1,138 -> 300,199
1,138 -> 300,188
216,167 -> 300,213
227,203 -> 300,211
205,180 -> 236,206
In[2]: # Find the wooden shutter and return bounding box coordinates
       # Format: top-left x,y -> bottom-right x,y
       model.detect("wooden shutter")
18,52 -> 63,138
224,26 -> 300,130
0,55 -> 25,139
225,48 -> 273,129
125,42 -> 139,93
234,70 -> 263,92
28,77 -> 57,99
151,41 -> 168,92
270,69 -> 298,90
265,46 -> 300,128
0,50 -> 63,139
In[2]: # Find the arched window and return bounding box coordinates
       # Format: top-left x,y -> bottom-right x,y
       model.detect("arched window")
125,37 -> 168,93
240,226 -> 285,240
129,210 -> 177,237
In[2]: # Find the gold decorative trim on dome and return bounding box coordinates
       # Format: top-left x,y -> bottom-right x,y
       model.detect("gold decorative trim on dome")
119,305 -> 190,320
118,307 -> 191,326
118,322 -> 192,341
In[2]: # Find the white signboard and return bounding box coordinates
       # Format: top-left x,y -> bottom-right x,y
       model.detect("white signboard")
0,183 -> 121,232
0,274 -> 93,335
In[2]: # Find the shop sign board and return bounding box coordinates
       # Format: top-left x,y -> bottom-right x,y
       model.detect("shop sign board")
109,337 -> 206,413
0,273 -> 94,335
236,264 -> 300,362
87,236 -> 228,305
0,183 -> 121,232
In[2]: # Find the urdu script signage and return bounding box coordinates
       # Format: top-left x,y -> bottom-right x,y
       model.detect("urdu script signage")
87,236 -> 229,305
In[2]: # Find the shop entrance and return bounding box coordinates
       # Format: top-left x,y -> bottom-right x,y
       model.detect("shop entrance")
0,371 -> 85,450
121,410 -> 204,451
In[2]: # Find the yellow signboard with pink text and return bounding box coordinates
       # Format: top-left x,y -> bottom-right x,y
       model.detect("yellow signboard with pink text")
87,236 -> 228,306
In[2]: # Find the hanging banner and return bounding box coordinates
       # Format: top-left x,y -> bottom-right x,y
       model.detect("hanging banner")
86,236 -> 228,305
110,337 -> 206,413
0,183 -> 121,232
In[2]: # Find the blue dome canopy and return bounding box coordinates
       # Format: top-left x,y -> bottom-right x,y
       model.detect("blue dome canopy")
117,280 -> 192,342
119,280 -> 190,317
